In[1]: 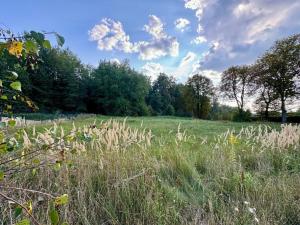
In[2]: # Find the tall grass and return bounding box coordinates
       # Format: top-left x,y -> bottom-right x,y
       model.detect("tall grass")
1,118 -> 299,224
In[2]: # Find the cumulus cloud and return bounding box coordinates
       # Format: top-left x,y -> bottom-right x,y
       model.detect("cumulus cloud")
89,15 -> 179,61
144,15 -> 166,39
184,0 -> 211,20
184,0 -> 300,71
89,18 -> 134,53
174,18 -> 190,32
137,15 -> 179,60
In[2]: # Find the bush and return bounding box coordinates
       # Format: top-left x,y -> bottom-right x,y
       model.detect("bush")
232,109 -> 252,122
164,104 -> 175,116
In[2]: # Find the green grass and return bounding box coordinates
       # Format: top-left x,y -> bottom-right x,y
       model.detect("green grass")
2,115 -> 299,225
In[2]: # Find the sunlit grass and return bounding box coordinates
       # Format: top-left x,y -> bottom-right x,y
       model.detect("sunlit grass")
2,115 -> 299,225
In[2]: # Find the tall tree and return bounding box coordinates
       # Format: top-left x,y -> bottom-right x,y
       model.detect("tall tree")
256,34 -> 300,123
88,61 -> 150,116
27,48 -> 87,112
252,64 -> 279,119
184,74 -> 214,119
147,73 -> 176,115
220,65 -> 254,113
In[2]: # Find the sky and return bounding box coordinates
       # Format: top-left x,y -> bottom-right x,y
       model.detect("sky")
1,0 -> 300,86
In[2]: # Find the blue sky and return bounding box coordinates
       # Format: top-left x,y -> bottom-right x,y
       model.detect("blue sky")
1,0 -> 300,84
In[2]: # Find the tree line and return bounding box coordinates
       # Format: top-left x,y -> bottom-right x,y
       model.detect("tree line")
1,33 -> 299,122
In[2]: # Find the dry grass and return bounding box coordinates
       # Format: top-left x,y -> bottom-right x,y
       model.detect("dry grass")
1,118 -> 299,224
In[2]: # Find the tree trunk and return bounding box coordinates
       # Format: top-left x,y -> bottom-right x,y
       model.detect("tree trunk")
265,104 -> 269,120
281,99 -> 287,124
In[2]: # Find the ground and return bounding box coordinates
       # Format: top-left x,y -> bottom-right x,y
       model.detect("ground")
2,115 -> 299,225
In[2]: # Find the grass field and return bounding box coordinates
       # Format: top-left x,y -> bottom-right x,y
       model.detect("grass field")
1,115 -> 300,225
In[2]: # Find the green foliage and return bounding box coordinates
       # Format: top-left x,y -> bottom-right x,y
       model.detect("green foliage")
49,209 -> 60,225
87,61 -> 150,116
232,109 -> 252,122
10,81 -> 22,91
55,194 -> 69,206
256,34 -> 300,123
0,27 -> 68,225
184,74 -> 214,119
15,219 -> 30,225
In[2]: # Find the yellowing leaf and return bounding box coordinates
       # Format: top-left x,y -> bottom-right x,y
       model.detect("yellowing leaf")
27,201 -> 33,214
55,194 -> 68,206
8,41 -> 23,57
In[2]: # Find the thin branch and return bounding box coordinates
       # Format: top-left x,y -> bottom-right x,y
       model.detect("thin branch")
0,191 -> 41,225
0,186 -> 55,199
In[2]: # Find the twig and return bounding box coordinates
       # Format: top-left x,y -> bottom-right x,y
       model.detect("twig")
0,191 -> 41,225
0,186 -> 56,199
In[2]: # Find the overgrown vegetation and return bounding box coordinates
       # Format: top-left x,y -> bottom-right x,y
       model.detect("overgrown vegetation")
1,116 -> 300,224
0,26 -> 299,225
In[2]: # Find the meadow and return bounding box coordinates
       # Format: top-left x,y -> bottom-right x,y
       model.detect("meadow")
1,115 -> 300,225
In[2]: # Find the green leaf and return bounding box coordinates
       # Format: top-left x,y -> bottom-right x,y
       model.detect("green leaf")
0,95 -> 8,100
14,206 -> 22,218
54,194 -> 68,206
0,80 -> 2,87
24,40 -> 38,53
0,122 -> 6,128
30,31 -> 45,45
10,81 -> 22,91
55,33 -> 65,47
43,40 -> 51,49
16,219 -> 30,225
8,119 -> 16,127
0,42 -> 7,52
0,170 -> 4,181
49,209 -> 59,225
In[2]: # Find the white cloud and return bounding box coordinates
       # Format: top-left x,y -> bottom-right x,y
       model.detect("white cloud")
191,36 -> 207,45
137,38 -> 179,60
170,52 -> 198,82
137,15 -> 179,60
89,18 -> 134,53
184,0 -> 213,20
141,62 -> 164,81
89,15 -> 179,61
144,15 -> 166,39
197,24 -> 204,33
110,58 -> 120,64
191,63 -> 221,85
233,2 -> 261,18
184,0 -> 300,71
179,51 -> 197,67
174,18 -> 190,32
